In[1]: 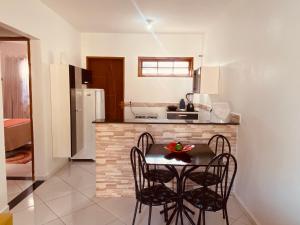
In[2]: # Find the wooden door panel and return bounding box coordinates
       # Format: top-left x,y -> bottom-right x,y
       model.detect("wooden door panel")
87,57 -> 124,122
89,76 -> 106,89
106,95 -> 117,120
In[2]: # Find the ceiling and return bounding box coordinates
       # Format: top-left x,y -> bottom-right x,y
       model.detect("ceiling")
41,0 -> 231,33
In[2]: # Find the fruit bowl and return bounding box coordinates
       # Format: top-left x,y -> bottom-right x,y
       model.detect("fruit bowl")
164,142 -> 195,153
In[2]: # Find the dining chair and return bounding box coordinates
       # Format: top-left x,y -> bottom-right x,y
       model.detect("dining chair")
137,132 -> 175,184
137,132 -> 176,213
183,153 -> 237,225
137,132 -> 154,155
130,147 -> 177,225
187,134 -> 231,187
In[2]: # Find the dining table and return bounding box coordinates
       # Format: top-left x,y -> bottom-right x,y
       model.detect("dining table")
145,143 -> 216,225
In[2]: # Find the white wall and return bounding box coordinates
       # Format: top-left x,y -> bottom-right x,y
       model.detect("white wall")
0,53 -> 8,212
81,33 -> 203,104
204,0 -> 300,224
0,0 -> 81,211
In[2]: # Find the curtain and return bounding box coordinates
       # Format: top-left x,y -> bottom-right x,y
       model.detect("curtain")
2,56 -> 30,118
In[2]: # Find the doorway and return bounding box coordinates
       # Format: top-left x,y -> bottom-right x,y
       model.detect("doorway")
86,57 -> 124,122
0,37 -> 34,186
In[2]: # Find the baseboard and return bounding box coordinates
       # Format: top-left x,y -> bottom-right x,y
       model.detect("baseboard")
233,193 -> 261,225
70,159 -> 95,162
0,205 -> 9,213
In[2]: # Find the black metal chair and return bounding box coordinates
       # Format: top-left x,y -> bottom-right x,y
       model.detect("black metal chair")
183,153 -> 237,225
137,132 -> 175,184
187,134 -> 231,187
130,147 -> 177,225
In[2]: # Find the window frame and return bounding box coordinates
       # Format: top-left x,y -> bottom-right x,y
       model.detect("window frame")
138,57 -> 194,77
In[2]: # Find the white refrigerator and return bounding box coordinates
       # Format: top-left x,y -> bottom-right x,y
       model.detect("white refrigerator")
72,88 -> 105,160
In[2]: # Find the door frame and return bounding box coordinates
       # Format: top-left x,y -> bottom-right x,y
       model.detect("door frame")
86,56 -> 125,122
0,36 -> 35,180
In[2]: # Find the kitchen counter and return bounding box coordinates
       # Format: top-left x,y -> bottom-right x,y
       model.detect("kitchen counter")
93,118 -> 239,125
95,117 -> 239,197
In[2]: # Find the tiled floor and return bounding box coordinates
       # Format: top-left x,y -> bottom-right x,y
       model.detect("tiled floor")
7,179 -> 34,202
9,162 -> 255,225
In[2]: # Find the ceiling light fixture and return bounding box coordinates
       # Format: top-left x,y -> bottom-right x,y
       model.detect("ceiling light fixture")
146,19 -> 153,30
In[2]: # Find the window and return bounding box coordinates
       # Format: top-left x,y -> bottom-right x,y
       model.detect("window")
138,57 -> 193,77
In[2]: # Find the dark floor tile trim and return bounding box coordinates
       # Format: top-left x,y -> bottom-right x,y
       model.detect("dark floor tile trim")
6,176 -> 33,181
70,159 -> 95,162
8,180 -> 44,210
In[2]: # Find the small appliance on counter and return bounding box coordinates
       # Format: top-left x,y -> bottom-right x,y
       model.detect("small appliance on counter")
179,99 -> 186,111
186,93 -> 195,112
166,111 -> 199,120
167,105 -> 178,112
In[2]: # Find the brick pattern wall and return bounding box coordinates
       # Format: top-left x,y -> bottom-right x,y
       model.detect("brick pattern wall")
96,123 -> 238,197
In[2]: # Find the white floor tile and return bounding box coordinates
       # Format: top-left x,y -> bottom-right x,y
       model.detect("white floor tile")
61,204 -> 117,225
199,210 -> 236,225
107,220 -> 126,225
11,194 -> 43,213
45,191 -> 94,217
56,164 -> 95,190
15,180 -> 34,190
7,180 -> 22,194
12,201 -> 57,225
78,185 -> 96,200
44,218 -> 65,225
7,192 -> 20,202
128,206 -> 170,225
96,197 -> 137,223
35,176 -> 74,202
76,162 -> 96,175
233,214 -> 254,225
227,196 -> 246,220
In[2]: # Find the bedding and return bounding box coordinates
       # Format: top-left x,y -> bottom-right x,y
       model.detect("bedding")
4,118 -> 31,151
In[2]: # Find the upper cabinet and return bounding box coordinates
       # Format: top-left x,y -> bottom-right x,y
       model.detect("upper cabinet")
82,69 -> 92,84
193,66 -> 220,94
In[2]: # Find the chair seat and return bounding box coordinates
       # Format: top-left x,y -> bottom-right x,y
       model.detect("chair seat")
188,171 -> 220,186
144,168 -> 175,183
138,184 -> 177,206
184,187 -> 223,211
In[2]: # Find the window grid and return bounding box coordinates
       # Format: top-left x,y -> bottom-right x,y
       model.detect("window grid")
138,57 -> 193,77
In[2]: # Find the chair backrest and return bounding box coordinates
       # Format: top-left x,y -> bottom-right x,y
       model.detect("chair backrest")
137,132 -> 154,154
208,134 -> 231,155
183,153 -> 237,204
206,153 -> 237,203
130,146 -> 151,198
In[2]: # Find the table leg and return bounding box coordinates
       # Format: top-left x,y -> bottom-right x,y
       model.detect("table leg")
160,203 -> 176,214
165,165 -> 197,225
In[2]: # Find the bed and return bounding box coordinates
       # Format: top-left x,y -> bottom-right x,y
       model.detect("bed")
4,118 -> 31,152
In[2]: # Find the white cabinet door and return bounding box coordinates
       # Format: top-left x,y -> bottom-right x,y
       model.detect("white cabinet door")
50,64 -> 71,158
200,67 -> 220,94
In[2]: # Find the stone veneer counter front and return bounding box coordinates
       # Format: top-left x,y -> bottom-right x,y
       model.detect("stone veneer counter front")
95,122 -> 239,197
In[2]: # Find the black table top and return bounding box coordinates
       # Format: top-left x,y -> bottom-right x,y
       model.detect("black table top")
145,144 -> 216,166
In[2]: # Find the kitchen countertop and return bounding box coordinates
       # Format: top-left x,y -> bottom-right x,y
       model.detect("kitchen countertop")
93,118 -> 239,125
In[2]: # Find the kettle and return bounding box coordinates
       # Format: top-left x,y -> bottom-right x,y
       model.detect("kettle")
186,93 -> 195,112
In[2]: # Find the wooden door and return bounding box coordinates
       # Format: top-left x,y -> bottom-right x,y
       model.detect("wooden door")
87,57 -> 124,122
